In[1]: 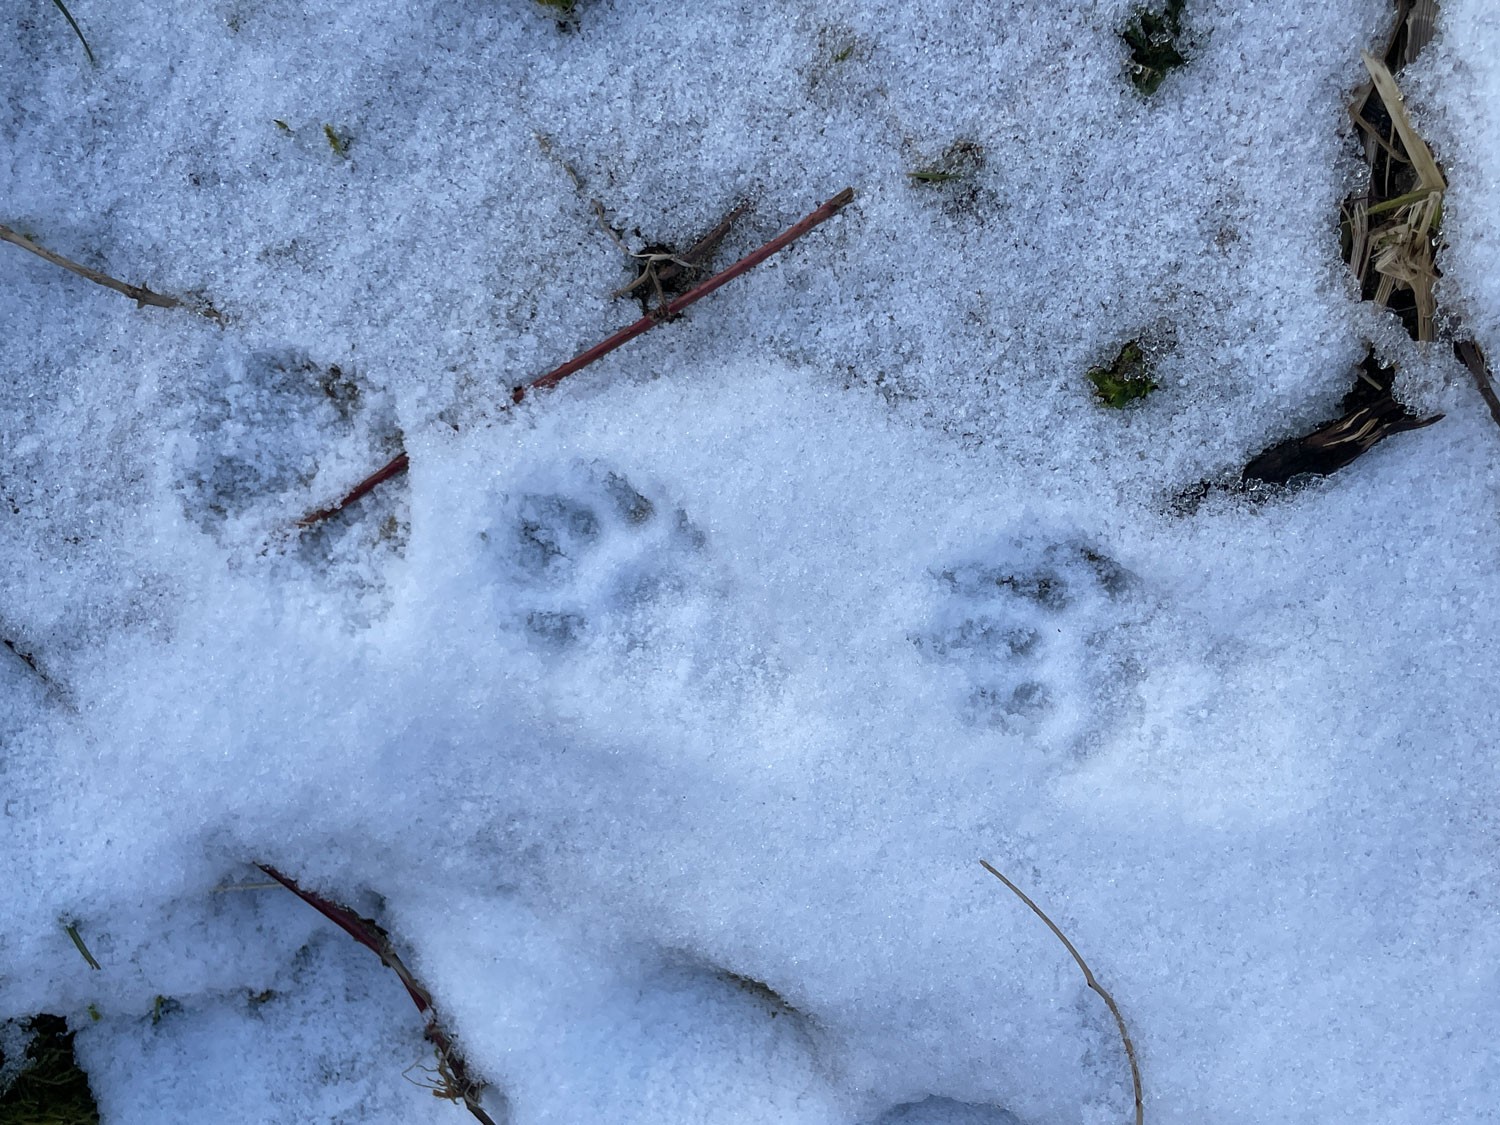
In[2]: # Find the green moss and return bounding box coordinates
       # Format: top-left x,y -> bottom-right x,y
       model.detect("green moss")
0,1015 -> 99,1125
534,0 -> 576,12
1086,341 -> 1158,408
1123,0 -> 1187,95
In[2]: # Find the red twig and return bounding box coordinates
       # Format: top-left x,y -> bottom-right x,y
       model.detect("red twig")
295,452 -> 410,528
293,187 -> 855,530
258,864 -> 501,1125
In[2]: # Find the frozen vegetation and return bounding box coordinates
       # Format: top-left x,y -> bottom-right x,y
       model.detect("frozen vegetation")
2,1 -> 1499,1122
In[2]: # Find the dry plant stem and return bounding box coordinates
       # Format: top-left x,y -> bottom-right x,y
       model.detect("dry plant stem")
257,864 -> 500,1125
1360,53 -> 1444,193
294,187 -> 855,530
979,859 -> 1144,1125
0,222 -> 195,312
1455,340 -> 1500,433
518,187 -> 853,400
611,201 -> 753,299
1345,49 -> 1445,342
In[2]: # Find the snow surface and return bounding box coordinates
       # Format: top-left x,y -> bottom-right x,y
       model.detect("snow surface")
2,1 -> 1499,1122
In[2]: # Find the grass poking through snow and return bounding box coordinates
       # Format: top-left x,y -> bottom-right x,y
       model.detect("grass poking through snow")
0,1015 -> 100,1125
48,0 -> 95,66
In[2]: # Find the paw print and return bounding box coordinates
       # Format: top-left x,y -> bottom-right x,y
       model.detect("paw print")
174,349 -> 396,535
480,462 -> 710,657
916,533 -> 1145,752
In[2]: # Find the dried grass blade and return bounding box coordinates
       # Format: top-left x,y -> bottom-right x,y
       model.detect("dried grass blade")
0,222 -> 199,312
1344,200 -> 1370,281
1361,51 -> 1445,191
1404,0 -> 1439,64
50,0 -> 95,65
980,859 -> 1144,1125
1373,272 -> 1398,308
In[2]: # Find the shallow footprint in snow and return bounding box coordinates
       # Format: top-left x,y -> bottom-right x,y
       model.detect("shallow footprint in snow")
867,1096 -> 1021,1125
174,348 -> 399,538
916,532 -> 1147,754
480,461 -> 713,660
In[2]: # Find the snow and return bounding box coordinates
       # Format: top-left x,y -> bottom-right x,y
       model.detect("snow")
3,1 -> 1499,1123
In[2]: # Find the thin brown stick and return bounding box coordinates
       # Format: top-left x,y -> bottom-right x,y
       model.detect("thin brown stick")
647,201 -> 752,291
518,188 -> 853,400
258,864 -> 501,1125
293,187 -> 855,530
0,223 -> 214,315
980,859 -> 1143,1125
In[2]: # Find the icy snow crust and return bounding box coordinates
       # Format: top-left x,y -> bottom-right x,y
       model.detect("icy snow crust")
3,1 -> 1499,1122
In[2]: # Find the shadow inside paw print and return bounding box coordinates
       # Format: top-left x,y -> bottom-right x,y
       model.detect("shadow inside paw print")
483,463 -> 708,655
917,536 -> 1144,751
867,1096 -> 1020,1125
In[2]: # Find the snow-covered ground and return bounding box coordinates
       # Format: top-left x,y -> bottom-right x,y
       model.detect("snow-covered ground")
3,1 -> 1499,1122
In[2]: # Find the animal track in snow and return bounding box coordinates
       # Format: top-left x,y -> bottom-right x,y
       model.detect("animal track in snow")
480,461 -> 715,660
867,1097 -> 1020,1125
174,349 -> 398,535
916,533 -> 1147,752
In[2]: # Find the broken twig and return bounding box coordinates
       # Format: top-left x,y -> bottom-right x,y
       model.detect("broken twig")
609,202 -> 751,314
1,223 -> 217,318
293,187 -> 855,530
980,859 -> 1143,1125
257,864 -> 500,1125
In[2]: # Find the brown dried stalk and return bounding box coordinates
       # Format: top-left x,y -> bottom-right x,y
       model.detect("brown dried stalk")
980,859 -> 1144,1125
1347,52 -> 1445,343
0,223 -> 217,317
608,201 -> 751,311
257,864 -> 501,1125
1340,8 -> 1500,438
1455,340 -> 1500,433
294,187 -> 855,530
